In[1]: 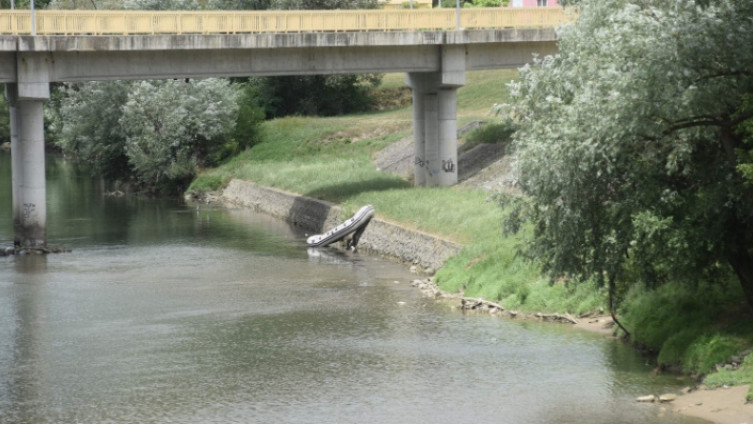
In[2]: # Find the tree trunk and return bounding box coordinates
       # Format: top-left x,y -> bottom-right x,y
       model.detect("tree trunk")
727,209 -> 753,312
729,248 -> 753,312
608,275 -> 631,338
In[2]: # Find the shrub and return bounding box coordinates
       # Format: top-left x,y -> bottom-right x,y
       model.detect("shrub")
121,79 -> 239,194
704,354 -> 753,402
464,120 -> 516,147
620,279 -> 753,375
0,94 -> 9,144
187,174 -> 229,195
682,334 -> 747,375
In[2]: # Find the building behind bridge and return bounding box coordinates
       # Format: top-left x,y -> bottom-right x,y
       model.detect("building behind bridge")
509,0 -> 560,6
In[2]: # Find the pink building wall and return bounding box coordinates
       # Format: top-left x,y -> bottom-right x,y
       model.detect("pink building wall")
509,0 -> 560,6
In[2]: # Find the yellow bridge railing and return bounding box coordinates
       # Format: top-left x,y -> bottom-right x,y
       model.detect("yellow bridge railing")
0,8 -> 569,35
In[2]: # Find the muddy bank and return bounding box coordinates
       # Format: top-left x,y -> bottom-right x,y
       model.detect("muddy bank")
219,179 -> 462,272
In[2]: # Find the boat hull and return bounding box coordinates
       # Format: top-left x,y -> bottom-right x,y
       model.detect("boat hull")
306,205 -> 375,248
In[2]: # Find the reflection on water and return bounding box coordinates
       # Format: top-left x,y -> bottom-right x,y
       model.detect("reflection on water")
0,152 -> 707,423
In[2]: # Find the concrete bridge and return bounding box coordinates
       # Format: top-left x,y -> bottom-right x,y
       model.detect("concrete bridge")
0,8 -> 562,249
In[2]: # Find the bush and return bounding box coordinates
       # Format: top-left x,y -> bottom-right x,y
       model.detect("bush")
0,94 -> 9,144
683,334 -> 746,375
120,79 -> 239,194
464,120 -> 516,147
52,81 -> 132,180
466,0 -> 506,7
218,82 -> 265,164
704,354 -> 753,401
620,280 -> 753,375
187,174 -> 229,195
253,74 -> 383,118
440,0 -> 472,7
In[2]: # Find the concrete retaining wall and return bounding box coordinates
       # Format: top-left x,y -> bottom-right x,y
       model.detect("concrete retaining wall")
221,179 -> 462,271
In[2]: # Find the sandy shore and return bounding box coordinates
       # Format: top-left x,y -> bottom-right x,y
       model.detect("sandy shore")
572,316 -> 752,424
673,385 -> 752,424
573,315 -> 618,337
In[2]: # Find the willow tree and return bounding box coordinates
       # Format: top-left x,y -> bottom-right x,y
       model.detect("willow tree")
121,79 -> 239,193
504,0 -> 753,313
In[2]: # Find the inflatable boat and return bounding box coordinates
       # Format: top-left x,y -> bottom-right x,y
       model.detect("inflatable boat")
306,204 -> 375,248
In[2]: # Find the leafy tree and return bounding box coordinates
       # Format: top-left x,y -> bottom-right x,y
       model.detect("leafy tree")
206,0 -> 271,9
123,0 -> 201,10
46,0 -> 123,8
46,0 -> 263,193
440,0 -> 472,8
737,95 -> 753,186
254,0 -> 382,117
253,73 -> 380,118
51,81 -> 131,179
53,79 -> 250,193
2,0 -> 55,8
502,0 -> 753,312
223,81 -> 265,162
120,79 -> 239,193
466,0 -> 505,7
270,0 -> 377,9
0,94 -> 9,144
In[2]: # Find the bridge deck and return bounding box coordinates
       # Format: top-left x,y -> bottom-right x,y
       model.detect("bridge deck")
0,8 -> 569,35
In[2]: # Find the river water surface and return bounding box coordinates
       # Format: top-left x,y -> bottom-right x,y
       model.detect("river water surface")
0,152 -> 707,423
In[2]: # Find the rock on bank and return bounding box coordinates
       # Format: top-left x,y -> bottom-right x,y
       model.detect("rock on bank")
220,179 -> 462,271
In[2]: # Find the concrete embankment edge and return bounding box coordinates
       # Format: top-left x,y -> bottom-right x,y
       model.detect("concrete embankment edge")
221,179 -> 462,271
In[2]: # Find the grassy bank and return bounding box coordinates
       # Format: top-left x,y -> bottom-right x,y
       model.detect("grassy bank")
188,70 -> 753,395
189,69 -> 602,310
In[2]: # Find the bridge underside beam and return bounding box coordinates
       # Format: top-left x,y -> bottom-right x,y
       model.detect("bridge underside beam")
47,45 -> 440,81
34,41 -> 554,82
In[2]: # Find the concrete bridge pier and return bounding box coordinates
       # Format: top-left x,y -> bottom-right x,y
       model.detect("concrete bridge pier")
5,55 -> 50,249
407,46 -> 465,187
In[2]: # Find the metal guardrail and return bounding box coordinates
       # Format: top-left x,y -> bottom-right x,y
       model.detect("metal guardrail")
0,8 -> 569,35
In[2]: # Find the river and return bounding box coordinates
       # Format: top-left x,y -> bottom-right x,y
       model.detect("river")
0,151 -> 707,424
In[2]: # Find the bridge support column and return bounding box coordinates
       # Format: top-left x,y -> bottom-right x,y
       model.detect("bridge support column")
407,46 -> 465,187
6,54 -> 50,249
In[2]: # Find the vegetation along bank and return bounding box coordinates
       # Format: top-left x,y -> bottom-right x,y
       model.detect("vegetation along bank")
187,0 -> 753,409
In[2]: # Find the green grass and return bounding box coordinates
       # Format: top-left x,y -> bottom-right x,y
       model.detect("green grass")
457,69 -> 517,119
704,354 -> 753,402
435,235 -> 606,314
463,120 -> 516,148
618,279 -> 753,384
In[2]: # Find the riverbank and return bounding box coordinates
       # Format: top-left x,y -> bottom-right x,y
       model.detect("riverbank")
203,177 -> 752,424
217,179 -> 462,272
673,385 -> 753,424
203,179 -> 604,329
188,70 -> 752,423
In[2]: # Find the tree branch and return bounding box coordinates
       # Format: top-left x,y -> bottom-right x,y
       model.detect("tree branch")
731,107 -> 753,127
694,70 -> 753,85
663,116 -> 723,134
